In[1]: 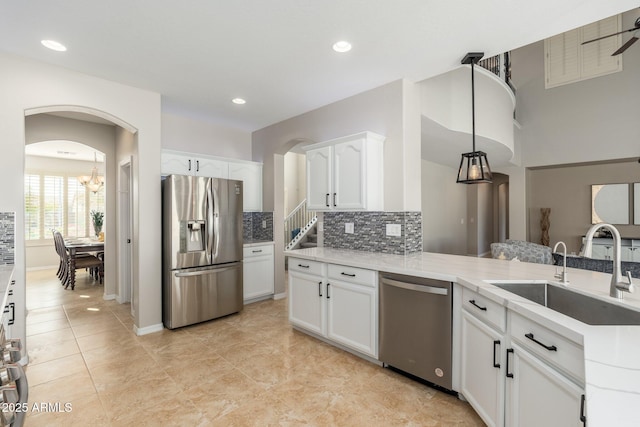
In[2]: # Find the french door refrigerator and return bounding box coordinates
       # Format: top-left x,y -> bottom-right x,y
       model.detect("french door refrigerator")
162,174 -> 243,329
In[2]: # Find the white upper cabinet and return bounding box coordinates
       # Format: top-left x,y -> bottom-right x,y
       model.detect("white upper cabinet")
229,161 -> 263,212
161,150 -> 262,211
161,151 -> 228,178
304,132 -> 384,211
545,14 -> 622,89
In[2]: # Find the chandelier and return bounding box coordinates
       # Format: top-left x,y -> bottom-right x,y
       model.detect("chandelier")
77,152 -> 104,193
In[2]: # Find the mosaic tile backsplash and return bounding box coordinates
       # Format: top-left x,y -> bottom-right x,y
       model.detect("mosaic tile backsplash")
243,212 -> 274,242
323,211 -> 422,255
0,212 -> 15,265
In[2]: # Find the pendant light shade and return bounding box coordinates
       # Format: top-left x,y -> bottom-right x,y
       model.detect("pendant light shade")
78,152 -> 104,193
456,52 -> 493,184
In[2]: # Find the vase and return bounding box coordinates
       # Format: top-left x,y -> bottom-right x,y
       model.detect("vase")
540,208 -> 551,246
93,223 -> 102,238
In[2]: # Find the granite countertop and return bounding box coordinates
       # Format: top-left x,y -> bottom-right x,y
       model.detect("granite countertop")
243,240 -> 274,247
285,247 -> 640,426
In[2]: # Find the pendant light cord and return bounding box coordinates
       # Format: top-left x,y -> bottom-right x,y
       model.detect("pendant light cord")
471,61 -> 476,153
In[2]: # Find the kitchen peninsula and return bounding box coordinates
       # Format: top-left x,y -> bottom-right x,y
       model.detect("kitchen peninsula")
285,247 -> 640,426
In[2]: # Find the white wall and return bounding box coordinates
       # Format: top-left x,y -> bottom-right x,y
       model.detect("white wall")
283,152 -> 305,215
0,53 -> 163,348
421,160 -> 467,255
253,79 -> 422,296
161,113 -> 252,160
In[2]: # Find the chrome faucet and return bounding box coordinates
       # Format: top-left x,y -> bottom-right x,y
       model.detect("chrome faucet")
552,241 -> 569,284
582,223 -> 635,299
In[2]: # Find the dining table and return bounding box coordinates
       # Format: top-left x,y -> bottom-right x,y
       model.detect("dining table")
64,238 -> 104,290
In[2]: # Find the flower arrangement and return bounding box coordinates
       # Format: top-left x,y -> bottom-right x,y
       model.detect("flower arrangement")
90,210 -> 104,238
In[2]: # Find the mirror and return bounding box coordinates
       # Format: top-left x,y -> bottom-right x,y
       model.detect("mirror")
635,183 -> 640,225
591,184 -> 629,225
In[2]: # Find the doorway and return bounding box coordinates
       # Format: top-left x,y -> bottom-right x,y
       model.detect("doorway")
118,159 -> 134,315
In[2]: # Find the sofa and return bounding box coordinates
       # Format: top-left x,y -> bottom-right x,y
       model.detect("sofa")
490,239 -> 553,264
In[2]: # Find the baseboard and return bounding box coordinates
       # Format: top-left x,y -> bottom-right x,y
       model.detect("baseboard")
103,294 -> 116,301
273,292 -> 287,300
133,323 -> 164,336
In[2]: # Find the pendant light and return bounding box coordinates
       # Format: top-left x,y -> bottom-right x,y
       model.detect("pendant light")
456,52 -> 493,184
77,152 -> 104,193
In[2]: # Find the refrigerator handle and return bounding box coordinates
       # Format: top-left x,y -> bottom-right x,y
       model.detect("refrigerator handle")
212,180 -> 220,261
206,178 -> 214,263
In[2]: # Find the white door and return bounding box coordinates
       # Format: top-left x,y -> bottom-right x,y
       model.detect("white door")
118,159 -> 134,313
506,343 -> 585,427
306,146 -> 332,210
460,311 -> 505,427
326,280 -> 377,357
195,157 -> 228,179
229,162 -> 262,211
161,152 -> 193,176
333,138 -> 366,209
243,254 -> 274,301
289,271 -> 325,335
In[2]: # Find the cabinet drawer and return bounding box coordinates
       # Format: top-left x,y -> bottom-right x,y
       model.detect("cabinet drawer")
510,311 -> 584,383
462,287 -> 506,332
244,245 -> 273,258
327,264 -> 376,287
289,258 -> 324,276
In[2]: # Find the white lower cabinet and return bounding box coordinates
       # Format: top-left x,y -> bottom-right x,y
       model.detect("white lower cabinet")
461,310 -> 505,427
459,287 -> 586,426
506,342 -> 585,427
243,244 -> 274,302
288,258 -> 378,359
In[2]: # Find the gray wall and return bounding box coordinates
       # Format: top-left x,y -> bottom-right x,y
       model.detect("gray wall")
421,160 -> 467,255
528,160 -> 640,254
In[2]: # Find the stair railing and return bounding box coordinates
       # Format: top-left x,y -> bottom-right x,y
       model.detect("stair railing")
284,199 -> 315,247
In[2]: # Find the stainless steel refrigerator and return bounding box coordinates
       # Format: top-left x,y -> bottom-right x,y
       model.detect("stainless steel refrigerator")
162,174 -> 243,329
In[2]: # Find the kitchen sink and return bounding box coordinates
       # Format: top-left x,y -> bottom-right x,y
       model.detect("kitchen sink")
490,282 -> 640,325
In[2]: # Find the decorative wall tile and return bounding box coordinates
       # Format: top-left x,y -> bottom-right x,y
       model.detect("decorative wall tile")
0,212 -> 15,265
323,211 -> 422,255
243,212 -> 274,242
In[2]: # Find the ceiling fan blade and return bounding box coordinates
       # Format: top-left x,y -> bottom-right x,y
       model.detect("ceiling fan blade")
582,25 -> 639,45
612,36 -> 639,55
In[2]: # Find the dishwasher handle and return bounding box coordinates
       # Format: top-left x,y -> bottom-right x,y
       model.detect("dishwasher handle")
381,277 -> 448,295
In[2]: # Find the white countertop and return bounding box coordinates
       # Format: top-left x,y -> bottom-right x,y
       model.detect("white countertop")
285,247 -> 640,426
0,265 -> 14,293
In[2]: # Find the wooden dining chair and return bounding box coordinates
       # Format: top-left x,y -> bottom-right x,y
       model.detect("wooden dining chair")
53,231 -> 103,289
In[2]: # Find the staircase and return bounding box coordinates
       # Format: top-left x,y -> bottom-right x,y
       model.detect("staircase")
285,199 -> 317,251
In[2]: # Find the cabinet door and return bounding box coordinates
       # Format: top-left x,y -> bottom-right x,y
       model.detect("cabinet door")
195,157 -> 228,179
460,311 -> 505,427
229,162 -> 263,212
326,280 -> 377,358
506,343 -> 585,427
306,146 -> 332,210
243,255 -> 274,301
289,271 -> 325,336
333,138 -> 366,209
161,152 -> 194,176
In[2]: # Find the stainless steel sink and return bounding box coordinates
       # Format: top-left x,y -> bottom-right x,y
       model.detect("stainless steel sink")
491,282 -> 640,325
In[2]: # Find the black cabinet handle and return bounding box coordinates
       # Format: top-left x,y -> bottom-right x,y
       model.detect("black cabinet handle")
525,333 -> 557,352
298,264 -> 309,269
325,194 -> 330,207
252,250 -> 263,253
469,299 -> 487,311
327,283 -> 331,299
493,340 -> 501,368
506,348 -> 514,378
196,160 -> 200,172
188,159 -> 192,171
333,193 -> 337,207
10,280 -> 15,286
580,394 -> 586,425
4,303 -> 15,326
318,281 -> 323,297
341,272 -> 356,277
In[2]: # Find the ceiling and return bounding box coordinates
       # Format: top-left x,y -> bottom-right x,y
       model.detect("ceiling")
25,140 -> 105,162
1,1 -> 637,132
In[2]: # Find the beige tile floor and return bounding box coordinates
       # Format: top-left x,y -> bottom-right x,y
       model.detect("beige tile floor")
23,268 -> 484,426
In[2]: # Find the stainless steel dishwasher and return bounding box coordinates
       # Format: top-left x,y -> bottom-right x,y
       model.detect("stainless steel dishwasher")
379,272 -> 453,391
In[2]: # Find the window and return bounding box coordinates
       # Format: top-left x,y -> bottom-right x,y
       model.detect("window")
24,171 -> 105,241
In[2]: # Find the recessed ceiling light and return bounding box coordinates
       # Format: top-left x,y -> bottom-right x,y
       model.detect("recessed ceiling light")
332,41 -> 352,53
232,98 -> 246,105
41,39 -> 67,52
